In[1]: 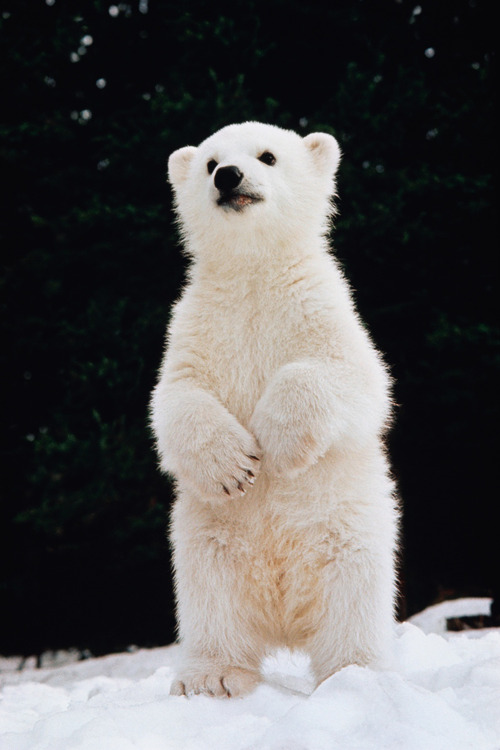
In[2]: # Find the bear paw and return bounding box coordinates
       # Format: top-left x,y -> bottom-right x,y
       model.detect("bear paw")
181,426 -> 262,501
170,666 -> 260,698
251,414 -> 323,477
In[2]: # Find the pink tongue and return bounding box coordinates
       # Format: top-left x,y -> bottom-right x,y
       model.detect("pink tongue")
234,194 -> 252,206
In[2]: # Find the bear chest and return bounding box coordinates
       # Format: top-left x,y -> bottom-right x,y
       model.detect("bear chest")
189,290 -> 303,422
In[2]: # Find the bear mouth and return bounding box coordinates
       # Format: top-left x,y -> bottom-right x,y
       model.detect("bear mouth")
217,192 -> 263,211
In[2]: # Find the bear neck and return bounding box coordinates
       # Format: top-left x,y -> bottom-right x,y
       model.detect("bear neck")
185,222 -> 332,280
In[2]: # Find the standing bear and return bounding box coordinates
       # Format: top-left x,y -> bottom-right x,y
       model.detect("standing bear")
150,121 -> 399,698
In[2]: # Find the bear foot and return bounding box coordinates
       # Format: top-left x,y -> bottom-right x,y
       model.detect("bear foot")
170,666 -> 260,698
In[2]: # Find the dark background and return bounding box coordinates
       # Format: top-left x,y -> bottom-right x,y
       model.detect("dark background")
1,0 -> 497,657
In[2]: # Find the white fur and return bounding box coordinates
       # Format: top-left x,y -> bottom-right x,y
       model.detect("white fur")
150,122 -> 399,697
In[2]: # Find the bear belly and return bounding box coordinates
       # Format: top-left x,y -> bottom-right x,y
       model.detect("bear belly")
173,491 -> 341,645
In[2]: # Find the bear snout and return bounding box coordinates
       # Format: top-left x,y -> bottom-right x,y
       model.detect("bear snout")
214,165 -> 243,194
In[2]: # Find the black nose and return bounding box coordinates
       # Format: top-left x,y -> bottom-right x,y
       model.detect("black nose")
214,165 -> 243,193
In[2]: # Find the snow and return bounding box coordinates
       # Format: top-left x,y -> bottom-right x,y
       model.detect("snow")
407,596 -> 493,634
1,600 -> 499,750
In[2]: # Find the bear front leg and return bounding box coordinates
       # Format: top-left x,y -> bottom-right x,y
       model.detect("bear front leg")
249,359 -> 339,476
250,357 -> 389,476
151,382 -> 262,501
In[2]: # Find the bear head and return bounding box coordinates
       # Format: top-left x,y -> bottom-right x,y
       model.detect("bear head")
167,122 -> 341,257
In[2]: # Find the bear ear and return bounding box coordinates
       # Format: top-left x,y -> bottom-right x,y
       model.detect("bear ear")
303,132 -> 341,177
168,145 -> 197,186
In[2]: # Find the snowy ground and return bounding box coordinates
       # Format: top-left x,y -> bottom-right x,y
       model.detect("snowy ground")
1,598 -> 499,750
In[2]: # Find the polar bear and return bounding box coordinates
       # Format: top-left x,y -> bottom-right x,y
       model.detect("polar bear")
150,121 -> 399,698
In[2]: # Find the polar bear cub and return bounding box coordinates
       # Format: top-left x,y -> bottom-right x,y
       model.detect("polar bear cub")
150,121 -> 399,697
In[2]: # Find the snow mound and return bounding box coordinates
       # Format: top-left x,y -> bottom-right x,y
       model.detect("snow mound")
1,604 -> 499,750
407,596 -> 492,634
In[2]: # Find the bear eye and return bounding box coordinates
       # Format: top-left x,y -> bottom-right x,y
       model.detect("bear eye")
207,159 -> 218,175
258,151 -> 276,166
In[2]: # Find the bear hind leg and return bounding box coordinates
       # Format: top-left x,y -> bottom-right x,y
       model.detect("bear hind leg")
303,549 -> 396,688
170,522 -> 270,697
